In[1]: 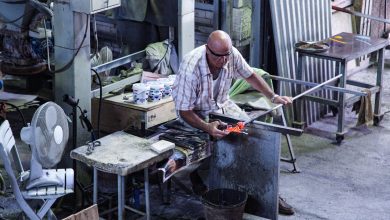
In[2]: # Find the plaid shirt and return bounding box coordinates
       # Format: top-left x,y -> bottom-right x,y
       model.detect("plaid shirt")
172,45 -> 253,119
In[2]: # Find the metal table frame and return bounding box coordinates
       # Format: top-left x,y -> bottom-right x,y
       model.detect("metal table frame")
92,168 -> 150,219
294,32 -> 388,143
71,131 -> 172,220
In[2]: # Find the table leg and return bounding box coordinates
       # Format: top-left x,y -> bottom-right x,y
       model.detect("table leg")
144,168 -> 150,220
331,62 -> 341,116
93,168 -> 97,204
294,53 -> 305,129
374,48 -> 384,125
336,61 -> 347,143
118,175 -> 125,220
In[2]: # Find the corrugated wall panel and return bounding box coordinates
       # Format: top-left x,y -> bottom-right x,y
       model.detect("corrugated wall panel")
270,0 -> 334,125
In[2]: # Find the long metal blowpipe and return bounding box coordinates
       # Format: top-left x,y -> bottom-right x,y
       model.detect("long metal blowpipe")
244,74 -> 343,125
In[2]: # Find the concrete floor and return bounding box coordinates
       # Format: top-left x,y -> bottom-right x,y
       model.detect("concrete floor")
277,62 -> 390,220
1,63 -> 390,219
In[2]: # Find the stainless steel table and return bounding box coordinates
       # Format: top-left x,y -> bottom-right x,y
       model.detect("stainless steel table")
295,32 -> 388,143
71,131 -> 173,220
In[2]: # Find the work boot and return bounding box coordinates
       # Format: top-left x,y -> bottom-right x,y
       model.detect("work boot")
278,196 -> 295,215
189,170 -> 208,196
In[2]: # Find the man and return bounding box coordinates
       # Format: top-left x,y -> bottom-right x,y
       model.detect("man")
172,30 -> 294,215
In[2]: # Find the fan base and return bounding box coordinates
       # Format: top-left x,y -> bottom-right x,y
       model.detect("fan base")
26,171 -> 63,190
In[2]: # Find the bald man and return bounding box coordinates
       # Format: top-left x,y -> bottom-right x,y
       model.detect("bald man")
172,30 -> 294,215
173,30 -> 291,137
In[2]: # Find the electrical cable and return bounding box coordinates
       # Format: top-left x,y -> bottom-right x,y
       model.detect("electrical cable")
91,69 -> 102,139
5,102 -> 27,126
49,14 -> 89,74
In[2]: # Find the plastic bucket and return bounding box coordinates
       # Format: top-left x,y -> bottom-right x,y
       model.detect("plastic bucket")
157,78 -> 174,98
147,81 -> 164,102
202,188 -> 248,220
132,83 -> 150,104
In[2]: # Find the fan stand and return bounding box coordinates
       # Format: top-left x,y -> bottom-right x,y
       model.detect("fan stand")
26,154 -> 62,190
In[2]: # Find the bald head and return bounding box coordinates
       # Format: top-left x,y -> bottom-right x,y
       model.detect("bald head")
207,30 -> 232,54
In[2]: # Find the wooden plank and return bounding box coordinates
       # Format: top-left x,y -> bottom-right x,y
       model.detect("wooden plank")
63,204 -> 99,220
103,93 -> 174,111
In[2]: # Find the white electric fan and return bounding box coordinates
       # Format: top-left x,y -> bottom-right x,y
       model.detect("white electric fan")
20,101 -> 69,189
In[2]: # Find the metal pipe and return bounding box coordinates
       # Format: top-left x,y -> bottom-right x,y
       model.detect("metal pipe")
118,175 -> 123,220
93,168 -> 97,204
244,74 -> 343,124
264,75 -> 366,96
332,5 -> 390,24
91,50 -> 145,74
144,168 -> 150,220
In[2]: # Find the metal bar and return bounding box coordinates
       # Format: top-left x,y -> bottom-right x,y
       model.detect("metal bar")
346,80 -> 373,88
280,109 -> 298,172
265,75 -> 366,96
37,199 -> 56,219
92,50 -> 145,74
90,73 -> 141,98
332,5 -> 390,24
251,121 -> 303,136
93,167 -> 97,204
118,175 -> 123,220
374,48 -> 384,117
144,168 -> 150,220
337,62 -> 347,136
245,74 -> 343,124
124,205 -> 146,216
305,95 -> 339,106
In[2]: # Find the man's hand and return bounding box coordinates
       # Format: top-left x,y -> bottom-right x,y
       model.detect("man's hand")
273,96 -> 293,105
208,120 -> 229,139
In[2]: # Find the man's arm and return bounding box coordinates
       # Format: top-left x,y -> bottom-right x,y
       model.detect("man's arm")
245,73 -> 292,105
179,110 -> 228,138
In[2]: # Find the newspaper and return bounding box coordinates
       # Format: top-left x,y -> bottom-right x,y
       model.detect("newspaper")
157,130 -> 210,182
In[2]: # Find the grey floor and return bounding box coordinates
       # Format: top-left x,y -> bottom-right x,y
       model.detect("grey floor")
278,63 -> 390,220
1,63 -> 390,220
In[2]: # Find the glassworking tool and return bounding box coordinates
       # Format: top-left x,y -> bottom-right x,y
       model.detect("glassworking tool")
220,74 -> 343,132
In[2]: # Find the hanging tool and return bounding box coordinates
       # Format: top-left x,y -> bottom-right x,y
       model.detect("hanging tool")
332,6 -> 390,24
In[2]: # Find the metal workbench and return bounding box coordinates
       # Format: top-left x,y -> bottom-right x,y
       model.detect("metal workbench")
295,32 -> 388,143
70,131 -> 173,220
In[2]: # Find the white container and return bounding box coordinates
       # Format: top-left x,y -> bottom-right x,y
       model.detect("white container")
132,83 -> 150,104
157,78 -> 174,98
147,82 -> 164,102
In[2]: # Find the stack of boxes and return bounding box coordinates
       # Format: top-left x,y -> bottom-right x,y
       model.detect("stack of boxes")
195,0 -> 252,54
195,1 -> 215,47
232,3 -> 251,46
